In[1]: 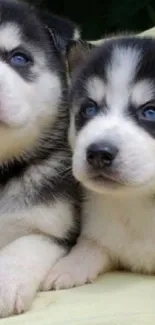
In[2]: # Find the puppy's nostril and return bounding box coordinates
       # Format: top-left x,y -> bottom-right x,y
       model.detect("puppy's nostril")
87,151 -> 96,162
100,147 -> 116,166
87,142 -> 118,168
87,144 -> 100,166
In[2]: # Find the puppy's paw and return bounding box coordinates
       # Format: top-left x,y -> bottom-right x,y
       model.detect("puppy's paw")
42,238 -> 111,291
0,272 -> 35,318
42,257 -> 99,290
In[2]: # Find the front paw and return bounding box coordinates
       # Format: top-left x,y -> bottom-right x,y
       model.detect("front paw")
0,272 -> 35,318
42,258 -> 99,291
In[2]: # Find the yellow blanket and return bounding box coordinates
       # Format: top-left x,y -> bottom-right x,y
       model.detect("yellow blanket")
2,26 -> 155,325
2,273 -> 155,324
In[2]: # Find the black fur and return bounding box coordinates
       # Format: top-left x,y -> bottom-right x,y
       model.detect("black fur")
0,0 -> 81,248
70,37 -> 155,139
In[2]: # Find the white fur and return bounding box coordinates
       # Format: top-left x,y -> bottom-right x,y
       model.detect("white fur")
0,20 -> 62,163
71,49 -> 155,191
0,24 -> 21,50
0,59 -> 61,162
0,234 -> 65,317
0,190 -> 72,315
43,237 -> 110,290
131,80 -> 155,106
43,191 -> 155,289
72,112 -> 155,193
0,193 -> 74,249
87,77 -> 105,104
106,47 -> 140,114
0,9 -> 73,317
43,43 -> 155,289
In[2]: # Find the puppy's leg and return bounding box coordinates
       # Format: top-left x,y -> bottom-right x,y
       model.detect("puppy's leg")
42,237 -> 112,290
0,234 -> 66,318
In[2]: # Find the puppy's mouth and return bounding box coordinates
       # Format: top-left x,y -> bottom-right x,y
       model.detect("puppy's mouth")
89,171 -> 125,188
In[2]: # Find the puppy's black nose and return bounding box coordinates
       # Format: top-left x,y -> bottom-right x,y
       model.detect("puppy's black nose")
87,142 -> 118,168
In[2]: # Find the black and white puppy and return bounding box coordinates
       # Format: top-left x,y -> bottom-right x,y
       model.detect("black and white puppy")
0,0 -> 81,317
43,37 -> 155,289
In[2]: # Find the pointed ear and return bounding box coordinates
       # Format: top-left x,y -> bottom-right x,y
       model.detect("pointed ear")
66,40 -> 94,75
38,10 -> 80,53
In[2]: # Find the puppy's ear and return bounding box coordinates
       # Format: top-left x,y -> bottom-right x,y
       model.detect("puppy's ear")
38,10 -> 80,53
66,40 -> 94,75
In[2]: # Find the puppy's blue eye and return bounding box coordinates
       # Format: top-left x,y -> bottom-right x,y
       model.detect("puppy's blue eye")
81,100 -> 99,118
142,106 -> 155,121
84,106 -> 97,117
10,53 -> 30,66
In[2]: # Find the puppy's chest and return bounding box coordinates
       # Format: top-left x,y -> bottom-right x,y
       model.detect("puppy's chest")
84,194 -> 155,272
0,180 -> 73,250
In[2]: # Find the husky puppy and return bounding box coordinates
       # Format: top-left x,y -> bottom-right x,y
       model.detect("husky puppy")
43,36 -> 155,290
0,0 -> 81,317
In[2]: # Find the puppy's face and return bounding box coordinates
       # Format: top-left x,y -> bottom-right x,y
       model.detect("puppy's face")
0,0 -> 67,161
69,38 -> 155,195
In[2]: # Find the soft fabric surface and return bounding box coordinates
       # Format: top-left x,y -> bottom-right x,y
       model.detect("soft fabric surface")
1,273 -> 155,324
1,26 -> 155,324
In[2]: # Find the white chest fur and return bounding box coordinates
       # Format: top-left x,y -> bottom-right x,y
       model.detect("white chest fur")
83,191 -> 155,273
0,180 -> 74,250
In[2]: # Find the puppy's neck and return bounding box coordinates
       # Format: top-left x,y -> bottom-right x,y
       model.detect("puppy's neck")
86,187 -> 155,211
84,188 -> 155,227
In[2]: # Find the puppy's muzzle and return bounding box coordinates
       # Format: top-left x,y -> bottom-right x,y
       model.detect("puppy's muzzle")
86,141 -> 118,169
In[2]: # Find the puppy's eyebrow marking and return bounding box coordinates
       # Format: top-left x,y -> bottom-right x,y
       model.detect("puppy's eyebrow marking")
0,23 -> 21,51
107,46 -> 140,88
87,77 -> 105,103
131,80 -> 155,107
105,46 -> 141,112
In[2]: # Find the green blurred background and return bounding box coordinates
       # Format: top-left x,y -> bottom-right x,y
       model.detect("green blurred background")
28,0 -> 155,39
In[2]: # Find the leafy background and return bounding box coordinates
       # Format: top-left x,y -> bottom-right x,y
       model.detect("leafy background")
28,0 -> 155,39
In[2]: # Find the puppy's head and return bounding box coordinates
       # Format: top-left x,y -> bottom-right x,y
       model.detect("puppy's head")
0,0 -> 79,163
68,37 -> 155,195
